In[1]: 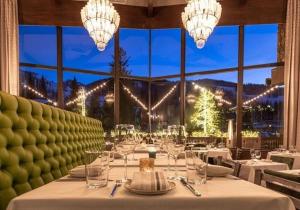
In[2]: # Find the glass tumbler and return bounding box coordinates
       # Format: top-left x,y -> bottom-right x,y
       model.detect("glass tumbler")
85,150 -> 109,189
194,151 -> 208,184
185,150 -> 198,184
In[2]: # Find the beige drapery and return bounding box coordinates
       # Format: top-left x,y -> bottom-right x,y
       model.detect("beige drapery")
284,0 -> 300,149
0,0 -> 19,95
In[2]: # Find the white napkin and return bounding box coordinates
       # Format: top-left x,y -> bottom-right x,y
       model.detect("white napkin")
130,172 -> 169,192
197,165 -> 233,177
113,152 -> 123,159
69,165 -> 86,178
69,165 -> 99,178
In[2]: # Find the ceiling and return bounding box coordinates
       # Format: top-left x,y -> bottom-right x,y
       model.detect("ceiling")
73,0 -> 187,7
18,0 -> 287,28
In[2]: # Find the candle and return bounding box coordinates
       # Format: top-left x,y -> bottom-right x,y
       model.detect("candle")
148,147 -> 157,159
139,158 -> 155,172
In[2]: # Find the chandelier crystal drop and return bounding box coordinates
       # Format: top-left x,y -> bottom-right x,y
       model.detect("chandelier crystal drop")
81,0 -> 120,51
182,0 -> 222,49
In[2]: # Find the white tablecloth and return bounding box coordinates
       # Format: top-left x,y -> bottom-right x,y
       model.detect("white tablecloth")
206,148 -> 232,160
134,146 -> 232,160
239,160 -> 289,183
267,152 -> 300,169
7,164 -> 294,210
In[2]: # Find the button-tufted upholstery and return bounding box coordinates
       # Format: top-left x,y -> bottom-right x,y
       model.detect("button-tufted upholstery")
0,91 -> 104,210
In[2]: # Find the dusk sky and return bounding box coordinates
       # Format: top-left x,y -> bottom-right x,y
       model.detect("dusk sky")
19,24 -> 278,85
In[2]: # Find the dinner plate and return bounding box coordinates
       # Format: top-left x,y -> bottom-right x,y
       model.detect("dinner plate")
124,180 -> 176,195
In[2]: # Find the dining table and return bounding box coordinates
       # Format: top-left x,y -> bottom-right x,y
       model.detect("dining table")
239,159 -> 289,183
7,152 -> 295,210
134,144 -> 233,160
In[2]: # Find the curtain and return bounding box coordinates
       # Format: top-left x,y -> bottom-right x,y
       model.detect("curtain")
0,0 -> 19,95
284,0 -> 300,149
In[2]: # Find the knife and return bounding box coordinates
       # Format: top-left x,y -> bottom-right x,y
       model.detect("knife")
180,178 -> 201,197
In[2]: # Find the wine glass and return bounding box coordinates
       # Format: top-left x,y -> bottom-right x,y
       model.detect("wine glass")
255,150 -> 261,160
169,143 -> 185,180
115,140 -> 135,182
289,145 -> 297,154
250,149 -> 256,160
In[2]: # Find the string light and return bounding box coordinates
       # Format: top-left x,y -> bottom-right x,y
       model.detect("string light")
122,84 -> 148,110
243,85 -> 282,106
230,85 -> 283,110
66,82 -> 107,106
77,87 -> 86,116
23,84 -> 57,106
192,82 -> 232,106
151,85 -> 177,111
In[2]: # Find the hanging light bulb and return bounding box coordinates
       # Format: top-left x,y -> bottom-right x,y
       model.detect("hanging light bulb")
105,92 -> 114,104
182,0 -> 222,49
81,0 -> 120,51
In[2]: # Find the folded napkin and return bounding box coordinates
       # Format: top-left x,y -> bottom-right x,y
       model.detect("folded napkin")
197,165 -> 233,177
69,165 -> 86,178
113,152 -> 123,159
69,165 -> 99,178
130,171 -> 169,192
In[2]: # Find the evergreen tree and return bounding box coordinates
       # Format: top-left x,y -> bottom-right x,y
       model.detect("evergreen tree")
190,89 -> 222,135
109,47 -> 131,76
39,76 -> 48,98
68,77 -> 80,113
88,92 -> 101,119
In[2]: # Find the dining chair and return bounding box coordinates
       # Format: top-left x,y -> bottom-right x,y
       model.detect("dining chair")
221,159 -> 242,177
270,155 -> 295,169
260,169 -> 300,210
235,148 -> 252,160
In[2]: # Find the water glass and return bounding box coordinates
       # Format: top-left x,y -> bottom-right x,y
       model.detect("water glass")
289,145 -> 297,153
185,150 -> 198,184
85,151 -> 109,189
194,151 -> 208,184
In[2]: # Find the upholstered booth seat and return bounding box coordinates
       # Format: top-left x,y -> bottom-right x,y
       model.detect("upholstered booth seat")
0,91 -> 104,210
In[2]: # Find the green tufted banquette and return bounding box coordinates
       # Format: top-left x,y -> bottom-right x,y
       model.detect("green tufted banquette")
0,91 -> 104,210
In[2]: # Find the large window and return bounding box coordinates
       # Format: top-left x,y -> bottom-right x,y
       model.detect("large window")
20,67 -> 57,105
186,26 -> 239,73
243,68 -> 284,145
185,73 -> 237,137
120,29 -> 149,77
151,79 -> 180,131
244,24 -> 278,66
151,29 -> 181,77
19,24 -> 284,144
20,25 -> 57,66
63,72 -> 114,131
120,79 -> 149,131
63,26 -> 114,72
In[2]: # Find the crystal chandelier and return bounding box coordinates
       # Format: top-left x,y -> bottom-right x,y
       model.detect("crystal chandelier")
81,0 -> 120,51
182,0 -> 222,49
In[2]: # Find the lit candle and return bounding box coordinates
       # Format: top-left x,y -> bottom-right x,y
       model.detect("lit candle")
139,158 -> 155,172
148,147 -> 157,159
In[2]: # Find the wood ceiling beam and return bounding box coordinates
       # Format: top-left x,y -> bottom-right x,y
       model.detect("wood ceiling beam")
147,0 -> 154,17
18,0 -> 287,28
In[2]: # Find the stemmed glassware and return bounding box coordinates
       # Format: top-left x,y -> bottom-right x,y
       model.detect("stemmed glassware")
255,150 -> 261,160
168,143 -> 185,180
115,139 -> 135,182
250,149 -> 256,160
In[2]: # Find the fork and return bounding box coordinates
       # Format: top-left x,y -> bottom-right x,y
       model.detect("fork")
110,180 -> 122,197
